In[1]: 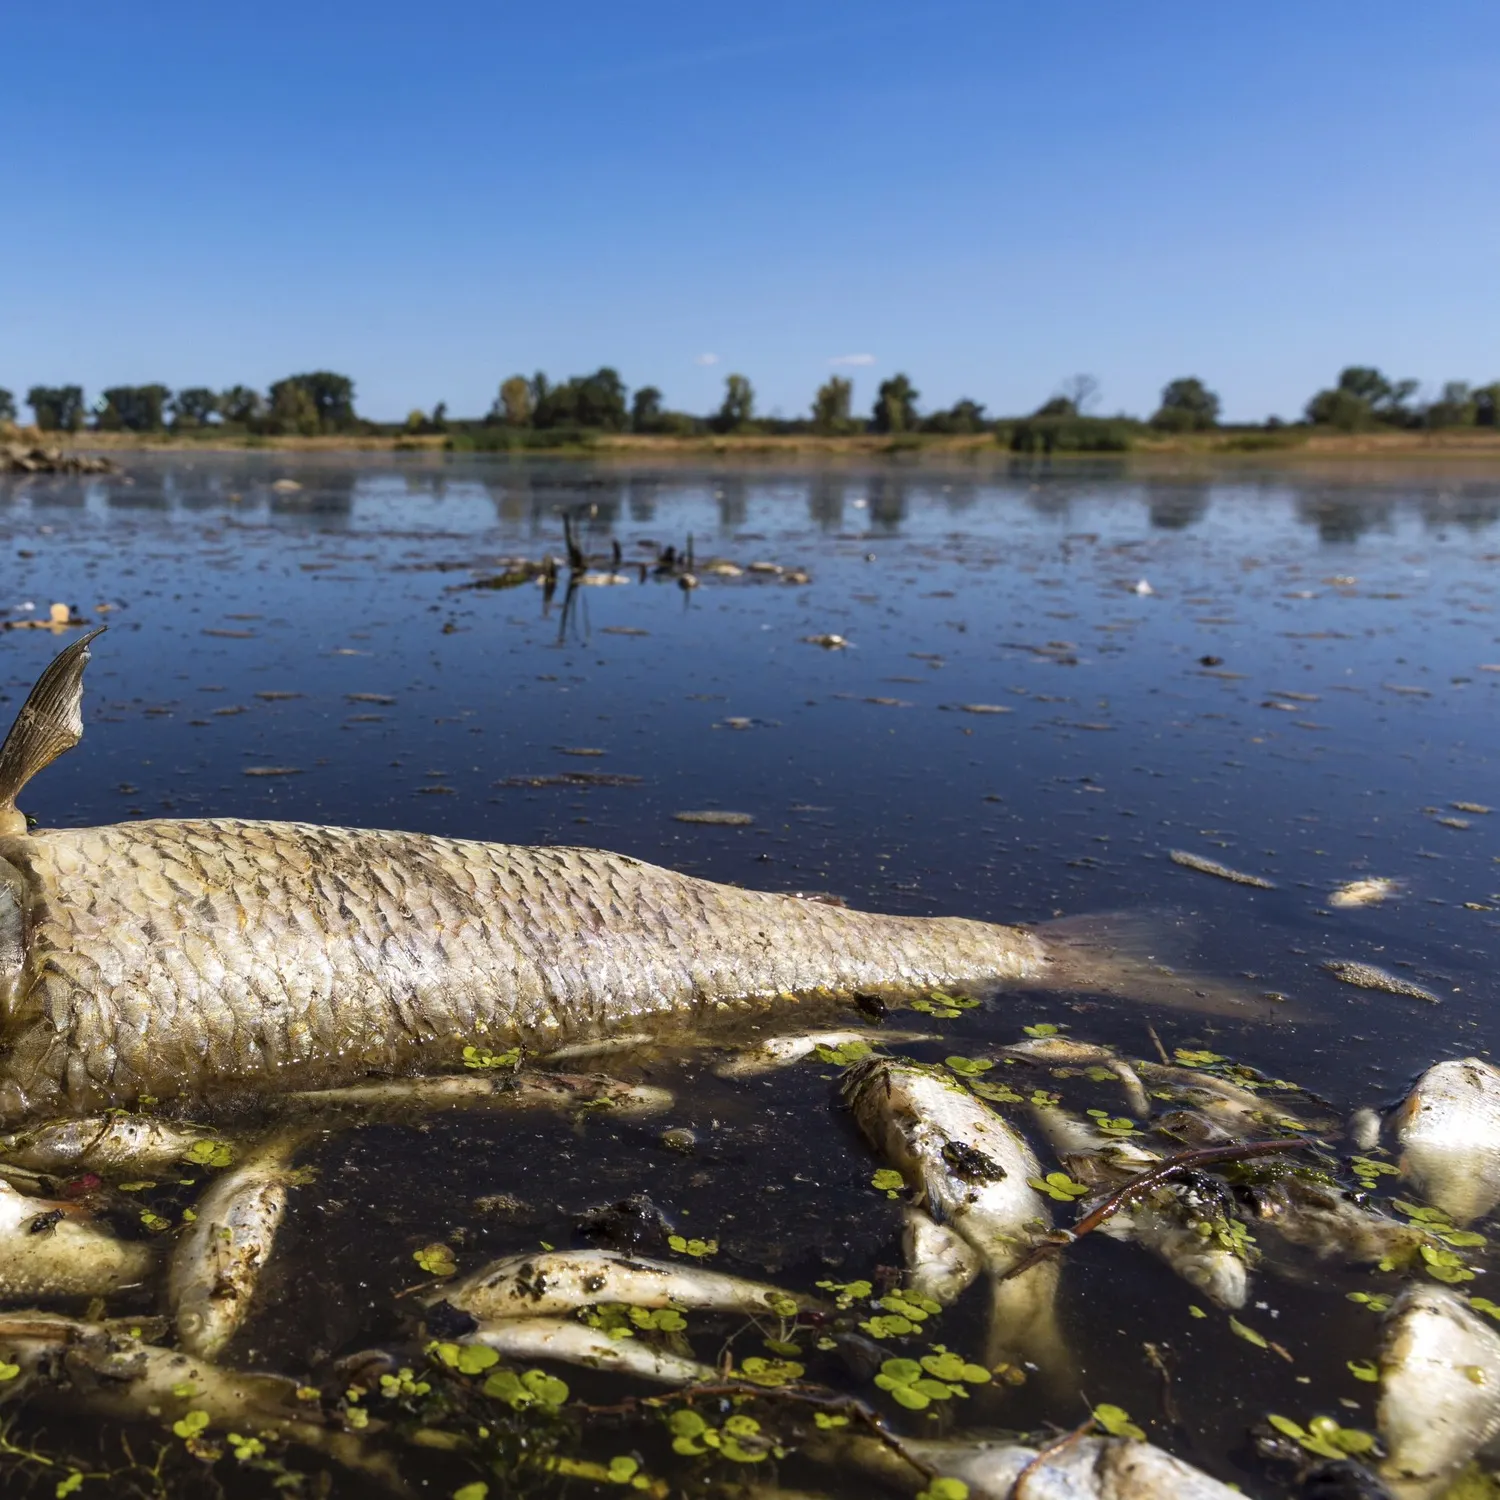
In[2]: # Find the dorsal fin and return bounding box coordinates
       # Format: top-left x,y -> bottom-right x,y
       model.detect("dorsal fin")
0,627 -> 105,836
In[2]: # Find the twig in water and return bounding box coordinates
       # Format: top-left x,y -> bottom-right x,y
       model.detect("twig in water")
1145,1023 -> 1169,1065
1000,1137 -> 1311,1282
1142,1342 -> 1182,1430
1008,1418 -> 1095,1499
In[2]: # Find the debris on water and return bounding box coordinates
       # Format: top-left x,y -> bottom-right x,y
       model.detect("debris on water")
270,479 -> 302,492
1329,878 -> 1402,909
949,703 -> 1012,715
1169,850 -> 1277,888
802,634 -> 849,649
576,1193 -> 674,1252
242,766 -> 303,777
556,746 -> 606,756
1322,960 -> 1440,1003
600,625 -> 649,636
497,771 -> 643,788
674,809 -> 753,825
1452,801 -> 1492,815
1132,579 -> 1155,595
345,692 -> 395,704
657,1127 -> 697,1154
253,690 -> 303,701
677,573 -> 699,590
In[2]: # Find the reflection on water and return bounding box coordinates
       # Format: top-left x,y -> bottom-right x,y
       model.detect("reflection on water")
0,452 -> 1498,1498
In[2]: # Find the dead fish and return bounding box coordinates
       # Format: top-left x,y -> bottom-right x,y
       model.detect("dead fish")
902,1206 -> 982,1305
0,1113 -> 224,1174
431,1248 -> 816,1322
843,1057 -> 1066,1380
1135,1062 -> 1316,1133
802,634 -> 849,649
169,1132 -> 306,1358
0,1177 -> 155,1299
812,1430 -> 1242,1499
0,1312 -> 397,1487
1248,1176 -> 1432,1270
461,1317 -> 714,1384
540,1034 -> 656,1062
1329,879 -> 1402,909
286,1071 -> 673,1118
1001,1037 -> 1151,1117
1378,1286 -> 1500,1500
1323,961 -> 1439,1004
1393,1058 -> 1500,1224
714,1029 -> 936,1078
1030,1108 -> 1249,1309
0,634 -> 1273,1123
1169,850 -> 1276,889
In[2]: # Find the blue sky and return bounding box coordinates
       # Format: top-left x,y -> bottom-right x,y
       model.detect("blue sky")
2,1 -> 1496,424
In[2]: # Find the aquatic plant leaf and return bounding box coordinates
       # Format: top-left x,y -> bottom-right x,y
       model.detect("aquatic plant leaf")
738,1356 -> 803,1387
1022,1024 -> 1061,1038
944,1056 -> 993,1077
172,1410 -> 210,1440
969,1081 -> 1024,1104
666,1235 -> 719,1258
814,1040 -> 874,1066
462,1045 -> 521,1071
415,1243 -> 458,1277
1347,1292 -> 1393,1313
1347,1360 -> 1379,1382
1093,1403 -> 1145,1440
814,1413 -> 849,1429
182,1139 -> 233,1168
668,1410 -> 707,1439
1229,1317 -> 1269,1349
915,1481 -> 969,1500
871,1169 -> 905,1198
453,1486 -> 489,1500
56,1475 -> 83,1498
1174,1049 -> 1225,1067
1471,1297 -> 1500,1321
816,1278 -> 873,1308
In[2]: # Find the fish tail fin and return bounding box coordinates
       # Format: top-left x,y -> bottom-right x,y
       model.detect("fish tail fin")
0,627 -> 105,836
1031,910 -> 1303,1022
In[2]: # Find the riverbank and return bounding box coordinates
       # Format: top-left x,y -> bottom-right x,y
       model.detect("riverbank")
26,424 -> 1500,463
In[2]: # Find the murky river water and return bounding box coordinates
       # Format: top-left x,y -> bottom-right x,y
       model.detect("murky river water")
1,453 -> 1498,1498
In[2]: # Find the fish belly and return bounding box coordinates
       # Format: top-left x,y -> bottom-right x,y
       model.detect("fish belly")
0,820 -> 1039,1117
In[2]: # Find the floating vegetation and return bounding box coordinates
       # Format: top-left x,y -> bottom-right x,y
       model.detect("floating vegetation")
1169,849 -> 1277,888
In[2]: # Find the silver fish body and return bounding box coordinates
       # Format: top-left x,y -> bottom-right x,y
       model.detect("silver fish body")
0,1179 -> 155,1299
1379,1286 -> 1500,1500
462,1317 -> 715,1385
0,1113 -> 223,1175
1393,1057 -> 1500,1225
0,819 -> 1045,1122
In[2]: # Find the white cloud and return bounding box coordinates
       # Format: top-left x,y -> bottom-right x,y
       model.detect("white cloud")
829,353 -> 875,367
694,352 -> 720,366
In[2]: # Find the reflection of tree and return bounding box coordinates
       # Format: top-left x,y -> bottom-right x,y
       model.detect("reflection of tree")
1418,487 -> 1500,534
715,477 -> 748,530
105,481 -> 169,511
30,479 -> 88,509
941,481 -> 978,514
626,478 -> 657,523
807,477 -> 845,531
1295,494 -> 1393,543
269,472 -> 355,519
1146,483 -> 1210,530
1019,477 -> 1074,522
867,475 -> 906,531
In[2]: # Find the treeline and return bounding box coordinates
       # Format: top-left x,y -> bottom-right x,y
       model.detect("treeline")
4,373 -> 359,436
5,364 -> 1499,450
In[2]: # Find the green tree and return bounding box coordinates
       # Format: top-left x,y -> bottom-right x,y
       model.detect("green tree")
0,389 -> 15,423
171,387 -> 220,427
1475,383 -> 1500,428
268,372 -> 357,432
27,386 -> 85,432
714,374 -> 755,432
494,375 -> 533,426
1150,377 -> 1220,432
269,381 -> 320,436
631,385 -> 664,431
97,385 -> 170,431
811,376 -> 853,434
1034,395 -> 1077,418
1306,366 -> 1417,429
534,368 -> 628,430
923,398 -> 988,434
872,374 -> 918,433
1425,381 -> 1477,428
219,386 -> 264,425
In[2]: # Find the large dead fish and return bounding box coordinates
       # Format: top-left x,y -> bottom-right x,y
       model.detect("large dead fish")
1391,1057 -> 1500,1225
0,634 -> 1270,1122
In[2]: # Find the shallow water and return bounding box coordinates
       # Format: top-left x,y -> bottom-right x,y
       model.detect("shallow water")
2,453 -> 1499,1497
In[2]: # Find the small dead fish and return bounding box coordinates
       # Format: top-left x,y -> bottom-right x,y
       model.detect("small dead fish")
802,634 -> 849,649
0,1177 -> 155,1299
714,1029 -> 935,1078
1031,1108 -> 1249,1309
1329,878 -> 1402,909
1002,1038 -> 1151,1118
1169,850 -> 1276,889
1250,1176 -> 1432,1269
169,1132 -> 306,1358
902,1207 -> 981,1306
1323,961 -> 1440,1004
433,1248 -> 818,1321
1379,1286 -> 1500,1500
462,1317 -> 714,1385
287,1070 -> 672,1118
0,1313 -> 395,1486
0,1114 -> 225,1175
1135,1062 -> 1315,1133
814,1430 -> 1242,1499
1393,1057 -> 1500,1224
540,1035 -> 656,1062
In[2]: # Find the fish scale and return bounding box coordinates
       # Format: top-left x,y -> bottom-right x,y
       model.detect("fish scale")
0,818 -> 1043,1119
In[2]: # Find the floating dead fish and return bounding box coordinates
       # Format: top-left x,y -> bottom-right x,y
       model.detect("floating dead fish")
0,1312 -> 395,1486
713,1029 -> 935,1078
0,633 -> 1276,1124
1329,878 -> 1403,909
842,1057 -> 1065,1379
1393,1057 -> 1500,1224
286,1070 -> 673,1118
1001,1037 -> 1151,1117
1378,1286 -> 1500,1500
460,1317 -> 715,1385
1135,1062 -> 1317,1134
1323,961 -> 1439,1004
1248,1175 -> 1432,1271
902,1207 -> 982,1305
814,1430 -> 1241,1499
170,1132 -> 306,1359
431,1248 -> 818,1322
673,809 -> 754,826
1031,1108 -> 1249,1308
1168,850 -> 1276,889
0,1177 -> 155,1299
801,634 -> 849,649
0,1113 -> 225,1174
